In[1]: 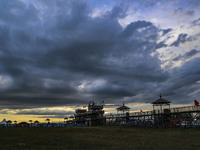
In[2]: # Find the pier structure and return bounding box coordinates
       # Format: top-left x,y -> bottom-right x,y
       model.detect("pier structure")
74,102 -> 105,126
105,95 -> 200,127
116,102 -> 130,114
86,103 -> 105,126
74,95 -> 200,127
74,109 -> 87,124
107,102 -> 130,125
151,94 -> 171,126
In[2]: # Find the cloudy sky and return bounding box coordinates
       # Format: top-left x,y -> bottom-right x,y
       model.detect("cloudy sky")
0,0 -> 200,122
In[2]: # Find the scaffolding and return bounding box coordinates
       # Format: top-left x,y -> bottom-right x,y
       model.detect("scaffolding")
74,103 -> 105,126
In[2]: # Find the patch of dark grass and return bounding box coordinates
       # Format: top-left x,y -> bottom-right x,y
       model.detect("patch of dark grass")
0,127 -> 200,150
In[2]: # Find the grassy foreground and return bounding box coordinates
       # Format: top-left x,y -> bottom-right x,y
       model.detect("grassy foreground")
0,127 -> 200,150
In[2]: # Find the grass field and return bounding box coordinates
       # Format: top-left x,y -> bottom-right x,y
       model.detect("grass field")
0,127 -> 200,150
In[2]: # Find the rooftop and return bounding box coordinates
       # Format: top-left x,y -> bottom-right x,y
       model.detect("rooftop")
151,94 -> 171,105
116,102 -> 130,112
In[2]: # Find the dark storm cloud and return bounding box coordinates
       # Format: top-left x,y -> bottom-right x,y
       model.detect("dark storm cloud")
173,7 -> 194,16
191,18 -> 200,26
121,21 -> 152,37
173,7 -> 184,15
162,28 -> 172,35
171,33 -> 188,47
163,58 -> 200,103
190,0 -> 200,7
173,49 -> 200,61
186,49 -> 200,57
0,0 -> 199,112
185,10 -> 195,16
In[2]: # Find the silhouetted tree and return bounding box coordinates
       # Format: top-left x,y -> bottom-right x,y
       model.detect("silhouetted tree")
45,118 -> 50,124
7,120 -> 12,124
64,117 -> 68,124
34,120 -> 39,124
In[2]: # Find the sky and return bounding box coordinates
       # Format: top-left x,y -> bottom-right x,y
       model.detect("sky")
0,0 -> 200,122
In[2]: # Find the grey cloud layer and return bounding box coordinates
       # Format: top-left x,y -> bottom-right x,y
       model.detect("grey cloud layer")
0,0 -> 199,112
16,109 -> 74,116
